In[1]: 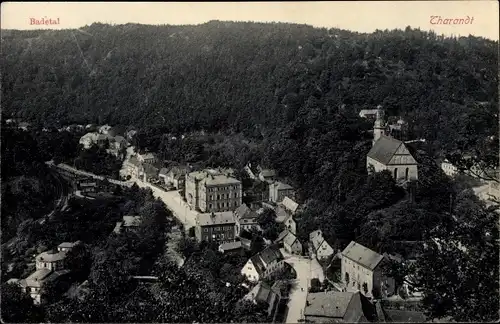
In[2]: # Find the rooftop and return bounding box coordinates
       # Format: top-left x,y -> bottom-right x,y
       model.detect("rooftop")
219,241 -> 242,251
58,241 -> 81,249
305,291 -> 355,319
283,231 -> 299,247
367,135 -> 414,165
138,152 -> 156,160
197,211 -> 235,226
260,169 -> 276,178
341,241 -> 384,271
24,269 -> 53,288
281,197 -> 299,214
234,203 -> 258,220
271,181 -> 294,190
36,250 -> 67,263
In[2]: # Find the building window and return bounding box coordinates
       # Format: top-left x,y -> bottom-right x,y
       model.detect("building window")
234,192 -> 237,198
217,194 -> 220,200
209,204 -> 212,209
393,168 -> 398,179
405,168 -> 409,180
204,228 -> 208,232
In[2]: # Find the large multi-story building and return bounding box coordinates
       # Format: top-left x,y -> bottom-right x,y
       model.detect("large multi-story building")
341,241 -> 395,298
185,169 -> 242,212
195,211 -> 236,244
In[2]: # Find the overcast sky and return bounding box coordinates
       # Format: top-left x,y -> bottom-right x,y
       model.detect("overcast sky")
1,1 -> 498,40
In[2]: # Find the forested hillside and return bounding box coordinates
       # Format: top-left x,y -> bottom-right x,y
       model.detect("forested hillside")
1,21 -> 498,156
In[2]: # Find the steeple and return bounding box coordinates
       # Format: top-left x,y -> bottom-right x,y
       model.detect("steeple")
373,105 -> 385,145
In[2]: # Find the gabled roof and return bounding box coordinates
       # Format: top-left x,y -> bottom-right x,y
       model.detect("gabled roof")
367,135 -> 412,165
142,163 -> 159,176
275,229 -> 289,243
159,167 -> 169,176
281,197 -> 299,214
128,156 -> 141,167
305,291 -> 376,322
283,231 -> 299,247
234,203 -> 258,220
275,206 -> 292,223
58,241 -> 81,249
249,247 -> 284,276
272,181 -> 294,190
341,241 -> 384,271
25,269 -> 52,288
260,169 -> 276,178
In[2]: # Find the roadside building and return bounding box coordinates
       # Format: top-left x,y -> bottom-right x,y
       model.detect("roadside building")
195,211 -> 236,244
341,241 -> 396,298
160,165 -> 190,189
185,169 -> 242,212
137,152 -> 158,164
124,156 -> 141,178
304,291 -> 377,323
282,231 -> 302,255
114,215 -> 143,234
258,167 -> 277,183
241,247 -> 285,282
242,281 -> 282,318
234,203 -> 261,236
309,230 -> 335,261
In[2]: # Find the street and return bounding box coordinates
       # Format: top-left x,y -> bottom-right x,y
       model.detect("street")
284,255 -> 325,323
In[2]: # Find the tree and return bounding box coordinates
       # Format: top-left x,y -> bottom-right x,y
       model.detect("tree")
0,283 -> 44,323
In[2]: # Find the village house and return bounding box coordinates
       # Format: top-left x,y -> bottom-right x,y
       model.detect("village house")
185,169 -> 242,213
218,241 -> 243,254
241,247 -> 285,282
242,281 -> 282,319
304,291 -> 378,323
366,106 -> 418,182
195,211 -> 236,244
309,230 -> 335,260
114,215 -> 143,234
341,241 -> 396,298
159,165 -> 190,189
17,241 -> 80,304
124,156 -> 141,178
276,230 -> 302,255
257,166 -> 277,183
234,203 -> 261,236
269,181 -> 295,203
99,125 -> 112,134
137,152 -> 158,164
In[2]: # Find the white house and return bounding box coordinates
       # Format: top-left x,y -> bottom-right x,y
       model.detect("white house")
234,203 -> 261,236
283,231 -> 302,255
309,230 -> 335,260
241,247 -> 285,282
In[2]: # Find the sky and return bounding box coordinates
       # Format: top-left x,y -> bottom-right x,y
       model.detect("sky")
1,1 -> 498,40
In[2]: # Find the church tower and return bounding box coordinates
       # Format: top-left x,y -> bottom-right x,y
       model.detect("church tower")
373,105 -> 385,145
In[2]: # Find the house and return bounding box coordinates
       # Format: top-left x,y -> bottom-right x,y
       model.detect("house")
195,211 -> 236,244
242,281 -> 281,318
161,165 -> 190,189
440,159 -> 458,177
241,247 -> 285,282
218,241 -> 243,254
114,215 -> 143,234
359,109 -> 379,119
282,231 -> 302,255
18,269 -> 71,304
238,230 -> 253,250
137,152 -> 158,164
281,197 -> 299,215
185,169 -> 242,212
366,106 -> 418,182
258,168 -> 276,183
124,156 -> 141,178
234,203 -> 261,236
140,163 -> 159,182
18,122 -> 31,131
341,241 -> 396,298
36,250 -> 68,271
57,241 -> 82,253
99,125 -> 112,134
304,291 -> 378,323
269,181 -> 295,203
76,178 -> 97,193
309,230 -> 335,260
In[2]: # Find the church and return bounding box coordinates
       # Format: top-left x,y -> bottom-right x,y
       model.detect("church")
366,106 -> 418,182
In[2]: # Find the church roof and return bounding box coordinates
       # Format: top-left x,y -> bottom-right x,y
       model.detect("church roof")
367,135 -> 407,165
